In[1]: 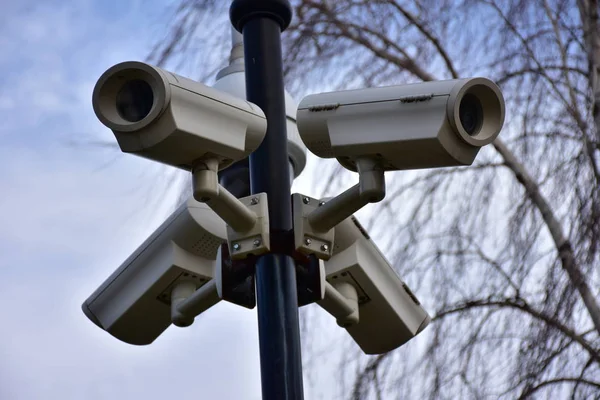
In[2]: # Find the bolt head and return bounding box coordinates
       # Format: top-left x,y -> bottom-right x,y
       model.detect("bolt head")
321,244 -> 329,252
232,243 -> 241,251
302,197 -> 310,204
304,238 -> 312,245
250,197 -> 259,205
253,238 -> 262,247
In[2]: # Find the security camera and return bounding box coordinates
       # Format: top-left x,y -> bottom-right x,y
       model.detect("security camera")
92,61 -> 267,171
295,79 -> 505,234
318,215 -> 430,354
297,78 -> 505,172
82,197 -> 227,345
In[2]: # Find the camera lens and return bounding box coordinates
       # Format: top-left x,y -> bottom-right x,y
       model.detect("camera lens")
459,93 -> 483,136
116,79 -> 154,122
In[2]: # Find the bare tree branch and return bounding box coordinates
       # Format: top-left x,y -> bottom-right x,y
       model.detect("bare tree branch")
435,297 -> 600,364
518,377 -> 600,399
493,139 -> 600,335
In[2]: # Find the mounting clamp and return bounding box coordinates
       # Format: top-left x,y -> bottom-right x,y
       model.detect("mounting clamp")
226,192 -> 270,260
192,158 -> 270,260
292,193 -> 335,260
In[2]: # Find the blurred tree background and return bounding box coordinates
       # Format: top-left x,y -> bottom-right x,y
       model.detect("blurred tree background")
151,1 -> 600,398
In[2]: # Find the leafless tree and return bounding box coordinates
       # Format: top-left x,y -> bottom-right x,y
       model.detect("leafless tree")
152,1 -> 600,398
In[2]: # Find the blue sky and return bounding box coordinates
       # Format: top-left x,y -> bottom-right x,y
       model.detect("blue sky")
0,1 -> 269,399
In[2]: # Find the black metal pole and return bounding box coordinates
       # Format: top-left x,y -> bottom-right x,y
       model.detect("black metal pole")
230,1 -> 304,399
218,159 -> 250,198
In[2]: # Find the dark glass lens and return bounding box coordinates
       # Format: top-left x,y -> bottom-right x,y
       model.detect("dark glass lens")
116,79 -> 154,122
459,93 -> 483,136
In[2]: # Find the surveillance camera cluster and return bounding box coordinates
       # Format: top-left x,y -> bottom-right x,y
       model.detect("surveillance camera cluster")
84,56 -> 504,354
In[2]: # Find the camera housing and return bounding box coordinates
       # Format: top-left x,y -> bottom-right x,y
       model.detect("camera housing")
318,215 -> 430,354
82,197 -> 227,345
92,61 -> 267,171
297,78 -> 504,172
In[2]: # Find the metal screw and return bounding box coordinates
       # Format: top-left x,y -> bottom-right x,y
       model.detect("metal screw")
321,244 -> 329,252
304,238 -> 312,245
232,243 -> 241,251
250,197 -> 259,205
319,201 -> 326,206
253,238 -> 262,247
302,197 -> 310,204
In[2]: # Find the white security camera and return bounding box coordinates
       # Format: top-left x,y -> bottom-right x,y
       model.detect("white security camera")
318,215 -> 430,354
297,78 -> 505,171
82,197 -> 227,345
92,61 -> 267,171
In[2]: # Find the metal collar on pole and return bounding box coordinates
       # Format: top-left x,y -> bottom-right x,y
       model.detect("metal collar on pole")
230,0 -> 292,32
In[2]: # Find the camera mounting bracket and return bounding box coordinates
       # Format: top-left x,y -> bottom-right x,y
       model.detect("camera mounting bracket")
192,158 -> 270,260
171,280 -> 220,327
292,193 -> 336,260
318,281 -> 359,327
306,157 -> 386,236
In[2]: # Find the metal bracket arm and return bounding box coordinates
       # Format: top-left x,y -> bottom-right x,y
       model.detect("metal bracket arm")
317,281 -> 359,327
192,158 -> 270,260
171,280 -> 220,327
307,157 -> 386,233
192,158 -> 257,233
